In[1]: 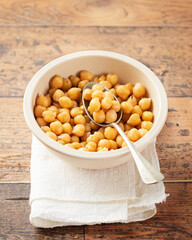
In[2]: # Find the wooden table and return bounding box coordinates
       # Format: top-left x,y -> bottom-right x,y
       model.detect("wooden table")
0,0 -> 192,239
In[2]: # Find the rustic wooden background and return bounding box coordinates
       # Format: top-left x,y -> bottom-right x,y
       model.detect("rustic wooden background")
0,0 -> 192,239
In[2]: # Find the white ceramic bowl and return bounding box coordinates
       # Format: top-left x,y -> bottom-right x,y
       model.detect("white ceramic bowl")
23,51 -> 168,169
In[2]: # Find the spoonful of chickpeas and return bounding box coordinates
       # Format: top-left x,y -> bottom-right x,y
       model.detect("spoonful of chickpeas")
82,82 -> 164,184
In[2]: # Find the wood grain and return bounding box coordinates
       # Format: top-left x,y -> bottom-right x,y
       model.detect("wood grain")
0,27 -> 192,97
0,183 -> 191,239
0,97 -> 191,182
0,0 -> 192,27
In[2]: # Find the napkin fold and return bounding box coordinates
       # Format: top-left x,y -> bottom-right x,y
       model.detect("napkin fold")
30,136 -> 168,228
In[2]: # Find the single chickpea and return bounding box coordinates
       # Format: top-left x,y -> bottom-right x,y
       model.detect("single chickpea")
89,98 -> 101,112
127,128 -> 140,142
122,141 -> 127,148
81,132 -> 91,142
131,105 -> 142,117
110,88 -> 117,96
59,96 -> 73,108
58,133 -> 71,143
70,107 -> 84,117
139,98 -> 151,111
121,101 -> 133,114
78,80 -> 89,90
142,111 -> 153,121
98,75 -> 106,81
99,80 -> 112,89
47,105 -> 59,115
53,89 -> 65,102
93,77 -> 99,83
122,113 -> 130,123
34,105 -> 46,118
46,131 -> 57,141
116,135 -> 124,147
71,135 -> 80,143
133,83 -> 146,98
62,78 -> 72,91
93,110 -> 105,123
74,115 -> 86,124
127,96 -> 137,106
91,90 -> 104,101
111,100 -> 121,112
83,89 -> 92,101
85,123 -> 92,132
90,121 -> 100,130
41,126 -> 51,132
104,91 -> 114,100
109,140 -> 118,150
81,142 -> 87,147
106,73 -> 118,86
86,134 -> 99,144
36,117 -> 47,127
98,139 -> 111,149
65,143 -> 75,149
124,123 -> 133,131
125,83 -> 134,94
79,147 -> 89,151
106,109 -> 117,123
118,121 -> 125,131
94,131 -> 105,141
70,100 -> 77,108
139,128 -> 148,138
67,88 -> 81,100
114,83 -> 120,89
85,142 -> 97,152
50,75 -> 63,89
116,85 -> 130,100
97,147 -> 108,152
92,84 -> 104,92
72,124 -> 85,137
104,127 -> 118,140
98,127 -> 105,134
80,70 -> 93,81
59,108 -> 70,114
141,121 -> 153,131
63,123 -> 73,134
72,142 -> 82,149
42,110 -> 56,123
57,111 -> 70,123
69,75 -> 81,87
101,96 -> 112,110
127,113 -> 141,126
50,121 -> 63,135
49,88 -> 57,98
57,140 -> 64,145
36,94 -> 51,107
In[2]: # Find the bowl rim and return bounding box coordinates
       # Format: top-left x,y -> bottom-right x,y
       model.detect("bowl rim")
23,50 -> 168,160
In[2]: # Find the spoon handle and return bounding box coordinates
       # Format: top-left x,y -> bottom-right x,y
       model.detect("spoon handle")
112,123 -> 164,184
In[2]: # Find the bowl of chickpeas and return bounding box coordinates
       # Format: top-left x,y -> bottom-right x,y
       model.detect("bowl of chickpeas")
23,51 -> 168,169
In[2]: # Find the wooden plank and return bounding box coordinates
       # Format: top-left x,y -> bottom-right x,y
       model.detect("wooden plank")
0,0 -> 192,27
0,97 -> 191,182
0,183 -> 191,239
0,27 -> 192,97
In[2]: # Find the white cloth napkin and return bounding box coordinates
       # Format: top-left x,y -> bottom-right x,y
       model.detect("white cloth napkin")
30,136 -> 168,228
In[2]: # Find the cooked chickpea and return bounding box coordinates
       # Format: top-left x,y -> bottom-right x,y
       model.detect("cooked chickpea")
109,140 -> 118,150
57,111 -> 70,123
86,134 -> 99,144
121,102 -> 133,114
142,111 -> 153,121
49,88 -> 57,98
97,147 -> 108,152
139,128 -> 148,138
81,132 -> 91,142
50,121 -> 63,135
116,135 -> 124,147
41,126 -> 51,132
53,101 -> 61,108
127,96 -> 137,106
122,141 -> 127,148
71,100 -> 78,108
47,105 -> 59,115
127,128 -> 140,142
65,143 -> 75,149
117,97 -> 123,103
116,85 -> 130,100
94,131 -> 105,141
101,96 -> 112,110
63,123 -> 73,134
118,121 -> 125,131
58,133 -> 71,143
98,139 -> 111,149
36,117 -> 47,127
110,88 -> 117,96
84,115 -> 91,123
34,105 -> 46,118
104,127 -> 117,140
125,83 -> 133,94
127,113 -> 141,126
59,108 -> 70,114
72,124 -> 85,137
139,98 -> 151,110
46,131 -> 57,141
106,109 -> 117,123
71,135 -> 80,143
104,91 -> 114,100
124,123 -> 133,131
85,142 -> 97,152
58,96 -> 72,108
111,100 -> 121,112
131,105 -> 142,117
133,83 -> 146,98
69,75 -> 81,87
78,80 -> 89,90
92,84 -> 104,92
53,89 -> 65,102
70,107 -> 83,117
81,142 -> 87,147
91,90 -> 103,101
74,115 -> 86,124
57,140 -> 64,145
36,94 -> 51,107
98,127 -> 105,134
42,110 -> 56,123
72,142 -> 82,149
50,75 -> 63,89
99,80 -> 112,89
62,78 -> 72,91
106,73 -> 118,86
83,89 -> 92,101
80,70 -> 93,81
93,77 -> 99,82
93,110 -> 105,123
67,88 -> 81,100
141,121 -> 153,131
99,75 -> 106,81
89,98 -> 101,112
90,121 -> 100,130
84,123 -> 91,132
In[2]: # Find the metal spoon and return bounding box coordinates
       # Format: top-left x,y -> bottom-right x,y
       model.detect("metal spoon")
82,82 -> 164,184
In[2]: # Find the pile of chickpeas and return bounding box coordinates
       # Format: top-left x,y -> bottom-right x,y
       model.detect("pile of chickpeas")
34,70 -> 153,152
